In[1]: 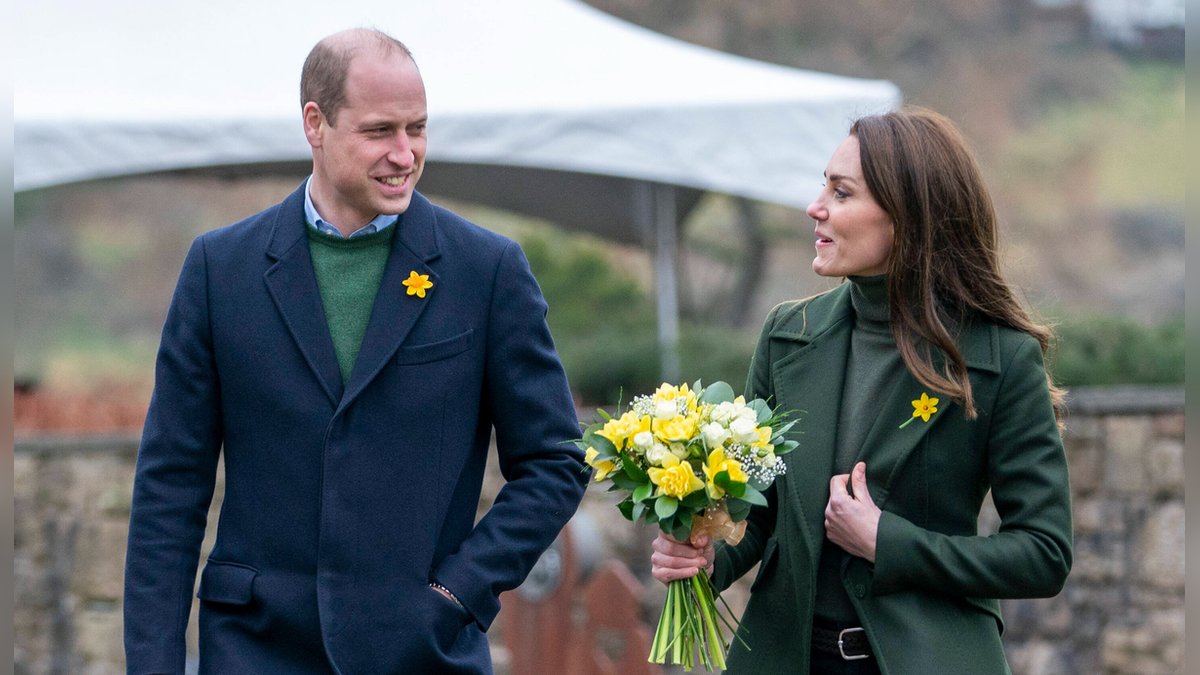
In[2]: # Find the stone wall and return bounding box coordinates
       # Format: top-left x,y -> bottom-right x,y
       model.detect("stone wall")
1000,386 -> 1185,675
13,386 -> 1184,674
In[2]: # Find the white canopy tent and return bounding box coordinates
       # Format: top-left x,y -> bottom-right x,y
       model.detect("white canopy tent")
15,0 -> 899,378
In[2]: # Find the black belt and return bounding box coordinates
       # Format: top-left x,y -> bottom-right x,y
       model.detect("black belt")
812,621 -> 872,660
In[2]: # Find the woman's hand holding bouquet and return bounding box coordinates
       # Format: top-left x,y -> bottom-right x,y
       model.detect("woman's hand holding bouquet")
574,381 -> 797,671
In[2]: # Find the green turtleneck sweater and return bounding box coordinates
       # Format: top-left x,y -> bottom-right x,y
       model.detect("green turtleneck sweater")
307,226 -> 395,383
814,274 -> 907,625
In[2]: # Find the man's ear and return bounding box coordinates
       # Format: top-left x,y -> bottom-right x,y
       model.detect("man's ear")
302,102 -> 325,148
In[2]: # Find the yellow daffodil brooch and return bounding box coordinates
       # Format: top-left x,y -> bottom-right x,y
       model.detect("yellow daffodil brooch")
402,271 -> 433,298
899,392 -> 939,428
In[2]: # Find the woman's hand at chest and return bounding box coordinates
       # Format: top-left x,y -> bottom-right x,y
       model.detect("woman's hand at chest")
825,461 -> 882,562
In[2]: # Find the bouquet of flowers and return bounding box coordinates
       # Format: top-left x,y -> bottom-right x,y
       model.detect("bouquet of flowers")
575,381 -> 798,671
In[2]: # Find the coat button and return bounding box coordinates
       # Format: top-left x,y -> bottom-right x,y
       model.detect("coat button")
853,584 -> 866,597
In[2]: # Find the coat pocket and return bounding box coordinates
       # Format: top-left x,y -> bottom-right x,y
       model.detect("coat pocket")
395,329 -> 474,365
197,560 -> 259,605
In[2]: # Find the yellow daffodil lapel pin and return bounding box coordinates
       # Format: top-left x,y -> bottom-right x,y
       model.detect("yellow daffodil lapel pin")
402,271 -> 433,298
899,392 -> 939,429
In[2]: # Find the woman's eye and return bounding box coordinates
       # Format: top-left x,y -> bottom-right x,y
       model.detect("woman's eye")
833,187 -> 850,199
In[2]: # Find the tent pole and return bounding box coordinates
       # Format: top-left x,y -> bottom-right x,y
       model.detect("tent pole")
636,182 -> 681,383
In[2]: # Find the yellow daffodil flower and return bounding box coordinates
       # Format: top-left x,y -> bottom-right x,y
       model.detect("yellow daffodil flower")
652,382 -> 698,414
653,412 -> 699,444
402,271 -> 434,298
584,447 -> 618,482
751,426 -> 774,449
899,392 -> 940,428
703,448 -> 748,499
598,411 -> 649,449
647,453 -> 704,499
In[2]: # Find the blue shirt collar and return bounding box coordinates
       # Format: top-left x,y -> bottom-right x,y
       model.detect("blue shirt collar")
304,177 -> 400,239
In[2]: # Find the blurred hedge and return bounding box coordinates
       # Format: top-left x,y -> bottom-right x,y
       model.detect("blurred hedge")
1049,313 -> 1184,386
521,232 -> 755,406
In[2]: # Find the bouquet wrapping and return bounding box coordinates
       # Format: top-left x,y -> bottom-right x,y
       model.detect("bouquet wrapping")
575,381 -> 798,671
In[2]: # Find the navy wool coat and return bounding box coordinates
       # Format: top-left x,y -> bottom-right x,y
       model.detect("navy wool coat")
124,185 -> 588,674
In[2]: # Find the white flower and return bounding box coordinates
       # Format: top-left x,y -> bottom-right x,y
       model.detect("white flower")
729,417 -> 759,444
646,443 -> 671,466
735,407 -> 758,425
701,422 -> 730,448
669,442 -> 689,459
710,401 -> 738,425
654,399 -> 678,420
633,430 -> 655,450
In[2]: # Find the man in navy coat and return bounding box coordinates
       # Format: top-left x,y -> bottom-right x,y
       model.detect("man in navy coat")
123,28 -> 588,674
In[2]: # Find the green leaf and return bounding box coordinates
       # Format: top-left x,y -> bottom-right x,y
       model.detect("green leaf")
632,483 -> 653,503
655,495 -> 679,520
776,440 -> 799,454
617,499 -> 634,521
681,490 -> 710,510
586,433 -> 618,459
670,520 -> 692,543
610,473 -> 640,491
726,499 -> 751,521
741,485 -> 768,507
749,398 -> 772,423
699,381 -> 736,404
621,455 -> 649,484
771,420 -> 798,438
631,501 -> 646,522
726,480 -> 746,499
596,407 -> 614,421
677,508 -> 694,531
714,470 -> 745,498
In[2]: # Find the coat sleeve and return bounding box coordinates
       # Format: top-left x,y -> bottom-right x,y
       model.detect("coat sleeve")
431,241 -> 588,629
712,303 -> 783,591
124,236 -> 224,673
871,336 -> 1073,599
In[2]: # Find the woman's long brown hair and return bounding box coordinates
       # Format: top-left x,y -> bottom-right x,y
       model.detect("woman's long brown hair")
850,106 -> 1065,423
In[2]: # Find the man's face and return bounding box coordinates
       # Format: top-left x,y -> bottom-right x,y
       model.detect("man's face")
304,50 -> 427,232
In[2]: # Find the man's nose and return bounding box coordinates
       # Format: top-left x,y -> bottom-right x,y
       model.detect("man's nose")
387,135 -> 414,168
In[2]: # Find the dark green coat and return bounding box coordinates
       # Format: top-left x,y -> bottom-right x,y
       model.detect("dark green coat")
713,284 -> 1072,674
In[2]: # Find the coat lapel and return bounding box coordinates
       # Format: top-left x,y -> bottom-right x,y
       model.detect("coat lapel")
263,186 -> 344,407
856,320 -> 1003,507
336,193 -> 442,414
768,286 -> 854,563
855,369 -> 951,508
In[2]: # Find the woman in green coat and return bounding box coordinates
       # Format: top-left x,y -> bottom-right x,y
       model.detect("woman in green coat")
651,106 -> 1072,674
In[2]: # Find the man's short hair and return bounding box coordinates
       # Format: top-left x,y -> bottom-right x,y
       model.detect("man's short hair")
300,29 -> 414,126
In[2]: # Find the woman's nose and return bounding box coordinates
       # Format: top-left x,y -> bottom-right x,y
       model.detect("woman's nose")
806,199 -> 824,221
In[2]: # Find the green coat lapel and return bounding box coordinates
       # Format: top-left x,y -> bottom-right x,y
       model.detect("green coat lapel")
856,320 -> 1003,508
766,286 -> 853,565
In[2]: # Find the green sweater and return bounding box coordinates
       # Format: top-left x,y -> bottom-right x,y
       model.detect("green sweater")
307,226 -> 395,383
815,274 -> 906,624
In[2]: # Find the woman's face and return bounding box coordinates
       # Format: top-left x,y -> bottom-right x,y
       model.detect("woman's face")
806,135 -> 894,278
